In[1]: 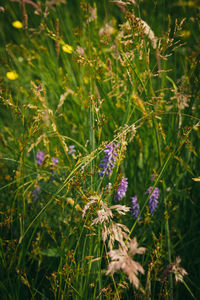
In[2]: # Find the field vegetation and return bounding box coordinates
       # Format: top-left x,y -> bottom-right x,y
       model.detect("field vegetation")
0,0 -> 200,299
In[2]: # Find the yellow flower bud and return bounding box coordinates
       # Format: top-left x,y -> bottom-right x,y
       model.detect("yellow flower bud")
62,44 -> 73,54
12,21 -> 23,29
6,71 -> 19,80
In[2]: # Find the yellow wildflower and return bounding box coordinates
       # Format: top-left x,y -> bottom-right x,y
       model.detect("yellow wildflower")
83,76 -> 89,84
12,21 -> 23,29
62,44 -> 73,54
6,71 -> 19,80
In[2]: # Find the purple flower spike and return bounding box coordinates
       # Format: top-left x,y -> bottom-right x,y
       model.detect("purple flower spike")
131,196 -> 140,218
114,177 -> 128,201
146,186 -> 159,215
36,151 -> 45,166
52,157 -> 59,166
32,185 -> 41,200
68,145 -> 76,155
100,142 -> 118,177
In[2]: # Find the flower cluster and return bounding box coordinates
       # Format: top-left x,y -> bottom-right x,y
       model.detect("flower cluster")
130,196 -> 140,218
68,145 -> 76,155
36,151 -> 45,166
52,157 -> 59,166
114,177 -> 128,201
131,186 -> 160,218
146,186 -> 159,215
100,142 -> 118,177
33,152 -> 59,196
50,157 -> 59,180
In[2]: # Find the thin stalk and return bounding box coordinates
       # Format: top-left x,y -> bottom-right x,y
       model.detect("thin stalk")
87,5 -> 95,192
163,180 -> 173,300
152,113 -> 173,297
55,19 -> 60,58
21,0 -> 28,29
182,280 -> 196,299
104,243 -> 120,300
97,226 -> 102,300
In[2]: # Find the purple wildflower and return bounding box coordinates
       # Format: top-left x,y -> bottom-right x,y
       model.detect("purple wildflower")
50,157 -> 59,180
36,151 -> 45,166
68,145 -> 76,155
146,186 -> 159,215
131,196 -> 140,218
52,157 -> 59,166
100,142 -> 118,177
114,177 -> 128,201
32,185 -> 41,200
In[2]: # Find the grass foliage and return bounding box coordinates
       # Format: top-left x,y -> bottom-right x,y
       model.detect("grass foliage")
0,0 -> 200,299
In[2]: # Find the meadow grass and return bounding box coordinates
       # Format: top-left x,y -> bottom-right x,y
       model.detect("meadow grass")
0,0 -> 200,299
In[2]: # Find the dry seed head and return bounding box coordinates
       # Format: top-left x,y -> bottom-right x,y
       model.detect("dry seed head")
56,88 -> 75,112
87,4 -> 97,23
106,237 -> 146,288
172,256 -> 188,283
102,222 -> 130,250
82,195 -> 99,218
92,207 -> 113,225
